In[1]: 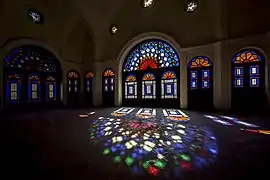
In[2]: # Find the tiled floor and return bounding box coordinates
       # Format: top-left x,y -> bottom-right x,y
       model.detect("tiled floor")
1,107 -> 270,180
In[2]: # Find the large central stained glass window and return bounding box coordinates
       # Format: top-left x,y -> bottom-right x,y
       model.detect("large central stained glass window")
122,39 -> 180,102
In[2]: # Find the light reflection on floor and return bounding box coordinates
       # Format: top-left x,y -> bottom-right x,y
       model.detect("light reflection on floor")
88,117 -> 218,178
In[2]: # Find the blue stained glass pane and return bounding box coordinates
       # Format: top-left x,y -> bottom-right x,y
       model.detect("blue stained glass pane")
124,47 -> 140,72
250,78 -> 260,87
190,71 -> 197,79
234,78 -> 243,87
234,66 -> 243,77
158,41 -> 179,67
164,83 -> 174,95
249,65 -> 259,77
202,70 -> 210,78
190,80 -> 197,89
144,84 -> 153,95
202,80 -> 210,88
6,78 -> 21,104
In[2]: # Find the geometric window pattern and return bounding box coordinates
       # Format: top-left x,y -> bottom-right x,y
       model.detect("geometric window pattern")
4,46 -> 58,72
123,40 -> 180,72
125,75 -> 137,99
142,73 -> 156,99
188,56 -> 212,90
232,50 -> 262,88
68,71 -> 80,92
161,71 -> 177,99
6,74 -> 22,104
85,71 -> 94,92
46,76 -> 57,101
103,69 -> 115,92
28,74 -> 41,101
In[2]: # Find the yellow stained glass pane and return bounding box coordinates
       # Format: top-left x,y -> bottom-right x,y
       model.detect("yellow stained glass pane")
32,92 -> 37,99
49,91 -> 53,98
246,52 -> 252,59
199,58 -> 204,65
32,84 -> 37,91
49,84 -> 54,91
240,53 -> 246,60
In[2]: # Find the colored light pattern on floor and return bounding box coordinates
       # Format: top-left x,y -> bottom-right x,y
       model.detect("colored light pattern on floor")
241,128 -> 270,135
78,112 -> 95,118
88,117 -> 218,178
204,115 -> 233,126
163,109 -> 190,121
136,108 -> 156,119
204,115 -> 259,128
220,116 -> 259,128
111,107 -> 135,117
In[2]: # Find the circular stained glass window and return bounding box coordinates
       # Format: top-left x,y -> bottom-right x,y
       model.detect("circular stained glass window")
28,9 -> 43,24
111,25 -> 118,34
142,0 -> 155,8
184,0 -> 199,12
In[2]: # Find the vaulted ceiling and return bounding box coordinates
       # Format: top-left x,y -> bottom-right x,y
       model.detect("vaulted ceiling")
0,0 -> 269,63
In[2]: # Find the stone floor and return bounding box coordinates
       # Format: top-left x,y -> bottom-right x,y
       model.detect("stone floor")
1,107 -> 270,180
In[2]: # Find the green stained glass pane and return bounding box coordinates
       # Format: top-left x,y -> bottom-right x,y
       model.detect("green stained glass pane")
103,148 -> 110,155
154,160 -> 166,169
114,156 -> 121,163
125,157 -> 134,166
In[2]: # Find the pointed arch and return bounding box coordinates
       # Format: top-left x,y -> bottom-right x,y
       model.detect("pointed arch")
102,68 -> 115,106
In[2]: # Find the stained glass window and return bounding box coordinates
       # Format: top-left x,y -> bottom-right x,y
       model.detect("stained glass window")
125,75 -> 137,99
6,74 -> 21,104
184,0 -> 199,12
142,73 -> 156,99
28,74 -> 41,101
103,68 -> 115,92
232,50 -> 262,88
28,9 -> 43,24
233,66 -> 244,87
46,76 -> 56,101
232,50 -> 262,64
188,56 -> 212,68
4,46 -> 58,72
249,65 -> 259,87
68,71 -> 80,92
123,40 -> 179,72
190,71 -> 198,89
85,72 -> 94,92
161,71 -> 177,99
202,70 -> 210,88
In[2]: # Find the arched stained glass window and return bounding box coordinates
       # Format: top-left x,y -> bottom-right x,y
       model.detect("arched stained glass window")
46,76 -> 56,101
188,56 -> 212,89
6,74 -> 21,104
232,50 -> 262,88
68,71 -> 79,92
28,74 -> 41,101
188,56 -> 212,68
84,72 -> 94,92
161,71 -> 177,99
4,46 -> 58,72
142,73 -> 156,99
123,40 -> 179,72
125,75 -> 137,99
103,69 -> 115,91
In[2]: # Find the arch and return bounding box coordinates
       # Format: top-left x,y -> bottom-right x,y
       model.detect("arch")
83,71 -> 94,107
116,32 -> 182,106
67,69 -> 81,107
161,71 -> 178,99
188,56 -> 213,68
2,44 -> 62,109
103,68 -> 115,77
1,38 -> 64,69
187,56 -> 214,109
231,48 -> 267,111
102,68 -> 116,106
